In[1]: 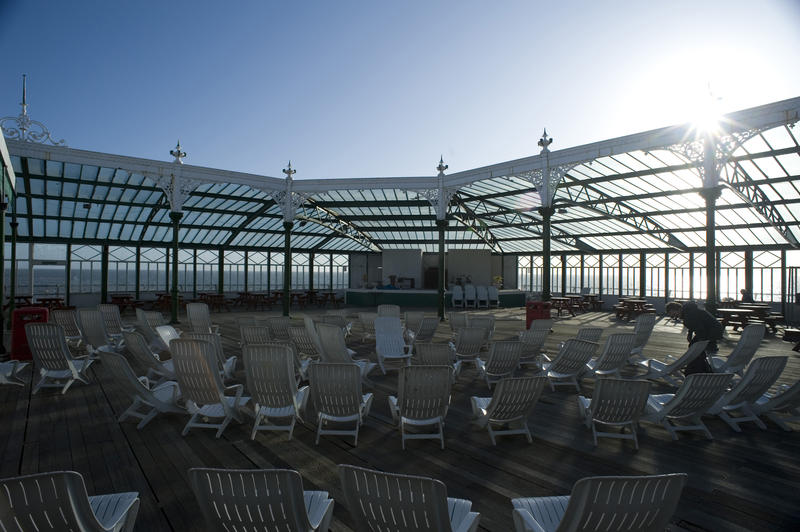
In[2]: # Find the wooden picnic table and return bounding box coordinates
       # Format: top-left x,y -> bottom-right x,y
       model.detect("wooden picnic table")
35,296 -> 65,310
718,308 -> 754,331
550,296 -> 574,317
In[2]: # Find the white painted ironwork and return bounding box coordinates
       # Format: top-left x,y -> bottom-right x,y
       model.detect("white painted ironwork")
414,156 -> 455,221
1,75 -> 65,146
272,161 -> 311,223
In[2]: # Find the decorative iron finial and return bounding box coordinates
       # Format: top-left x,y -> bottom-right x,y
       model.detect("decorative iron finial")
1,74 -> 66,146
283,161 -> 296,180
437,156 -> 448,175
170,140 -> 186,164
537,128 -> 552,151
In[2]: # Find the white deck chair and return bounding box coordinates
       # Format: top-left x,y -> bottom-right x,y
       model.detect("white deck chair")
98,303 -> 133,339
338,464 -> 480,532
133,322 -> 169,354
452,327 -> 486,368
170,338 -> 249,438
518,328 -> 548,369
122,330 -> 176,384
320,313 -> 352,338
136,307 -> 166,328
374,316 -> 413,374
288,325 -> 320,359
464,284 -> 477,308
267,315 -> 291,341
51,308 -> 83,348
26,323 -> 94,394
487,285 -> 500,308
414,342 -> 462,379
183,331 -> 237,380
404,311 -> 425,338
99,348 -> 183,429
78,308 -> 118,357
358,311 -> 377,341
0,360 -> 29,386
575,327 -> 603,343
388,365 -> 452,449
407,316 -> 440,345
585,333 -> 636,379
155,324 -> 181,350
578,378 -> 651,449
471,376 -> 547,445
186,302 -> 219,334
0,470 -> 140,532
243,344 -> 309,440
641,372 -> 734,440
239,324 -> 272,347
309,362 -> 373,445
529,318 -> 554,333
304,315 -> 329,357
707,356 -> 788,432
476,340 -> 522,388
316,323 -> 376,378
448,311 -> 469,336
636,340 -> 709,386
377,303 -> 401,318
476,285 -> 489,309
469,314 -> 495,347
541,339 -> 598,392
511,473 -> 687,532
751,379 -> 800,431
451,284 -> 465,308
629,313 -> 656,359
710,323 -> 765,375
189,468 -> 334,532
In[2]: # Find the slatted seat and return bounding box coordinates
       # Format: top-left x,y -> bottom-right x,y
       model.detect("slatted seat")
357,311 -> 378,341
448,311 -> 469,335
476,285 -> 489,309
636,340 -> 709,386
27,322 -> 94,394
450,284 -> 465,308
452,327 -> 486,369
629,313 -> 656,360
487,285 -> 500,308
317,322 -> 376,378
288,325 -> 321,359
585,332 -> 636,379
136,307 -> 166,328
183,331 -> 237,380
476,340 -> 522,388
406,315 -> 439,345
51,308 -> 83,348
239,324 -> 273,347
388,365 -> 452,449
98,303 -> 133,339
374,316 -> 413,374
710,323 -> 765,375
471,376 -> 547,445
541,339 -> 598,392
511,473 -> 687,532
267,315 -> 291,341
414,342 -> 462,379
189,468 -> 334,532
574,326 -> 603,343
0,471 -> 140,532
577,378 -> 651,449
464,284 -> 477,309
186,302 -> 219,334
309,362 -> 373,445
0,360 -> 29,386
338,464 -> 480,532
518,328 -> 548,369
123,330 -> 176,384
751,379 -> 800,430
377,303 -> 401,317
78,308 -> 119,357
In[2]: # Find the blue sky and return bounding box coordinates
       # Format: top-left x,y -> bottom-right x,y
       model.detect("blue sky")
1,1 -> 799,179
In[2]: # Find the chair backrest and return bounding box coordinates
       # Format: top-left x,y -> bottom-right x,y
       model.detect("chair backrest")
77,308 -> 110,350
239,325 -> 272,347
123,330 -> 164,373
309,363 -> 363,418
358,312 -> 377,337
338,464 -> 454,532
485,376 -> 547,422
303,316 -> 326,356
189,468 -> 313,531
529,319 -> 553,332
756,380 -> 800,413
0,471 -> 114,531
183,332 -> 227,373
415,343 -> 455,366
593,333 -> 637,372
25,323 -> 72,371
484,341 -> 522,375
377,304 -> 401,317
549,339 -> 598,374
553,474 -> 688,532
242,344 -> 297,409
288,326 -> 319,357
320,314 -> 348,331
664,373 -> 734,419
375,316 -> 406,356
397,365 -> 452,421
451,285 -> 464,302
186,302 -> 213,333
487,286 -> 499,301
725,356 -> 787,405
519,328 -> 548,357
267,316 -> 291,341
50,309 -> 81,337
464,284 -> 477,300
663,341 -> 709,373
476,285 -> 489,301
589,378 -> 651,424
454,327 -> 485,357
725,323 -> 765,371
413,317 -> 439,343
575,327 -> 603,343
155,324 -> 181,347
98,303 -> 124,335
632,313 -> 656,350
170,338 -> 226,407
468,315 -> 495,336
404,311 -> 425,334
316,323 -> 352,363
134,321 -> 166,351
448,311 -> 468,332
99,348 -> 175,410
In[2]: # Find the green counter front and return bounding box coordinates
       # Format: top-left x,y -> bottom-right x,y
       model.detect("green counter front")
345,289 -> 526,308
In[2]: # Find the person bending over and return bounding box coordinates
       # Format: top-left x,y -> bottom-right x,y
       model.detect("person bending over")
681,301 -> 723,373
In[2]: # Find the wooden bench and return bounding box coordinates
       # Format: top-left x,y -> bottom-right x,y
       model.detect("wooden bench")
783,328 -> 800,352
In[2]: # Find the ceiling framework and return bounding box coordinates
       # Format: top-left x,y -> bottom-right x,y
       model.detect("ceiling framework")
4,97 -> 800,255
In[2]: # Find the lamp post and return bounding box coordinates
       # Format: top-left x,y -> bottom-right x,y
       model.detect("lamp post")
168,141 -> 186,324
282,162 -> 296,317
436,157 -> 448,321
538,130 -> 554,301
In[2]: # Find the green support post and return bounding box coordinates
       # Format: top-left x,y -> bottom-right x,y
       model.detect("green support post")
539,206 -> 554,300
8,215 -> 17,328
135,246 -> 140,300
0,169 -> 6,357
169,211 -> 182,324
639,251 -> 646,298
65,243 -> 71,306
218,250 -> 224,295
283,221 -> 292,316
437,219 -> 447,320
101,244 -> 109,304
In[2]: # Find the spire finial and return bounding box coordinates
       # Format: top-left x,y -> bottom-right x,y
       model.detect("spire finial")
538,128 -> 553,152
436,155 -> 448,175
1,75 -> 66,145
283,161 -> 296,180
170,140 -> 186,164
21,74 -> 27,115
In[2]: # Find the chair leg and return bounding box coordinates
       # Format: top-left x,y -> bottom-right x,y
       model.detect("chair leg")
523,422 -> 532,444
60,378 -> 75,395
182,414 -> 199,436
216,415 -> 233,438
251,412 -> 264,440
718,411 -> 743,433
136,408 -> 159,430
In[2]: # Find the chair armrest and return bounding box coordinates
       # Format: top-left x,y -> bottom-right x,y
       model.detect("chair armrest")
137,375 -> 152,389
512,508 -> 546,532
224,384 -> 244,400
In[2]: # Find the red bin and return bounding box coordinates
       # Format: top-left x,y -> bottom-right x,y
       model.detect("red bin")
11,307 -> 50,360
525,301 -> 552,328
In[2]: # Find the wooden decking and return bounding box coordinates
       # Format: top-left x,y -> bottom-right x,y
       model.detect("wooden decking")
1,309 -> 799,531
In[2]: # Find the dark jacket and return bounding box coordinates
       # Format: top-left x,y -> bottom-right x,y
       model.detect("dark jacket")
682,302 -> 723,343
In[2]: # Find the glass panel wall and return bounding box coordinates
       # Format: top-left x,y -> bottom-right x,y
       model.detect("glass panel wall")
70,245 -> 100,294
550,255 -> 562,296
517,255 -> 532,292
753,250 -> 781,302
565,255 -> 581,294
332,253 -> 349,289
584,255 -> 600,294
292,253 -> 309,289
247,251 -> 270,292
667,253 -> 691,300
196,249 -> 217,291
645,253 -> 665,298
693,253 -> 707,300
602,254 -> 619,296
108,246 -> 136,293
719,251 -> 745,301
621,253 -> 639,296
314,253 -> 330,289
140,247 -> 167,292
224,250 -> 245,292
